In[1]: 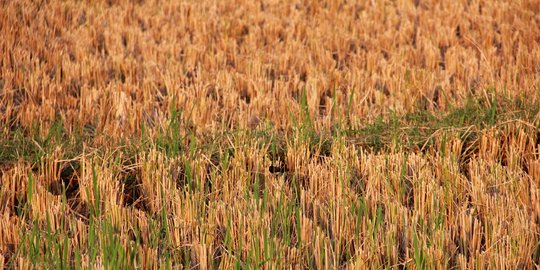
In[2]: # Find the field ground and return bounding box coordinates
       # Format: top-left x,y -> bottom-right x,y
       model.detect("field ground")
1,0 -> 540,269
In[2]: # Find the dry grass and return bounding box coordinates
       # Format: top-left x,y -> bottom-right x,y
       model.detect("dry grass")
1,0 -> 539,269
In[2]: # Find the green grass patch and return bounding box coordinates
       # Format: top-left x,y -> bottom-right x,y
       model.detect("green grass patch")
347,94 -> 540,152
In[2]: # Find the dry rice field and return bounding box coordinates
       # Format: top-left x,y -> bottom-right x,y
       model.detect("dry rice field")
1,0 -> 540,269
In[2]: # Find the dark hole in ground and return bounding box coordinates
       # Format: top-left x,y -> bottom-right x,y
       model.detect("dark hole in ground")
239,88 -> 251,104
269,163 -> 287,174
1,243 -> 16,268
48,161 -> 80,196
120,169 -> 149,213
47,160 -> 89,222
349,169 -> 366,197
13,195 -> 26,217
